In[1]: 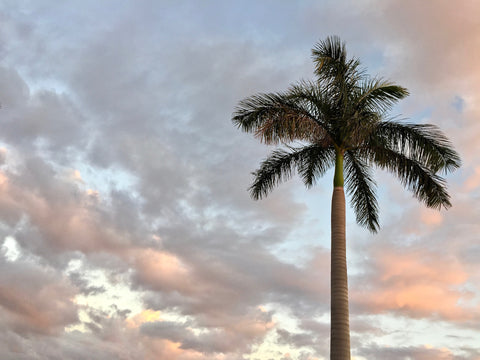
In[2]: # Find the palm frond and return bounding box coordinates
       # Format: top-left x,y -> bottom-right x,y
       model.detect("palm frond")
312,35 -> 347,66
369,146 -> 452,209
295,145 -> 336,187
287,80 -> 337,141
344,151 -> 379,232
312,36 -> 364,95
355,79 -> 409,113
249,145 -> 335,199
372,121 -> 461,174
232,92 -> 320,144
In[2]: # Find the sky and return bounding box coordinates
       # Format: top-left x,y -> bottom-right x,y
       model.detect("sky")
0,1 -> 479,359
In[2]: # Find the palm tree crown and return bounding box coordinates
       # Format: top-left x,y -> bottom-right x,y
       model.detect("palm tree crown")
232,36 -> 460,232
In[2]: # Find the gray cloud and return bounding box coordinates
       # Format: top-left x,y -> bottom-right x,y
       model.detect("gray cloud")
357,344 -> 469,360
0,256 -> 78,335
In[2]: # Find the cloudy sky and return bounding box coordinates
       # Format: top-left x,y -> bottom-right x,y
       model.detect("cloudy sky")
0,1 -> 479,359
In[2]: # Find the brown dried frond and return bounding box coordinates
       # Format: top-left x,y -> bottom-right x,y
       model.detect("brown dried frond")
254,110 -> 323,145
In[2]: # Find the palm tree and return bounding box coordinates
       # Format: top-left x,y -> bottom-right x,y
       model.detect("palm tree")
232,36 -> 460,360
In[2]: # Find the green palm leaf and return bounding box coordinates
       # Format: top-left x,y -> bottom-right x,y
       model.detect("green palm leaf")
372,121 -> 461,173
312,36 -> 362,88
369,146 -> 452,209
344,150 -> 379,232
249,145 -> 335,199
355,79 -> 409,113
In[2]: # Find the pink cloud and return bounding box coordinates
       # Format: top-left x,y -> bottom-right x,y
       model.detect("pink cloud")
370,0 -> 480,90
419,208 -> 444,227
464,167 -> 480,191
0,165 -> 136,255
0,260 -> 78,335
130,248 -> 192,293
140,338 -> 205,360
352,246 -> 475,321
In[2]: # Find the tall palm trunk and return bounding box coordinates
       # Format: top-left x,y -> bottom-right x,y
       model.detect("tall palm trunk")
330,151 -> 350,360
